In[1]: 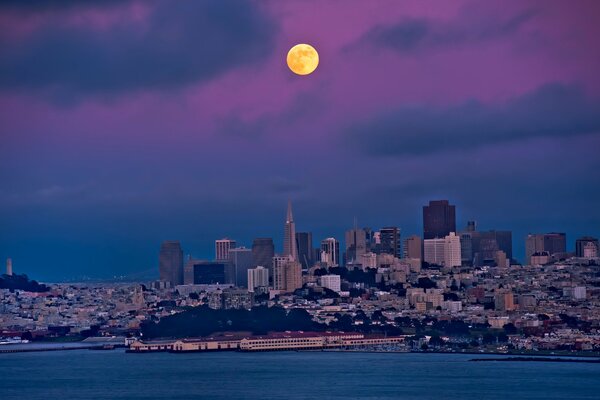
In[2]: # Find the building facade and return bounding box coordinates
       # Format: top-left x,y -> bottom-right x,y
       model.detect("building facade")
159,241 -> 184,286
423,200 -> 456,240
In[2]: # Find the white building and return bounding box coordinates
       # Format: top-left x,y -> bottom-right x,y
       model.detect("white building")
320,275 -> 341,293
424,233 -> 461,267
320,237 -> 340,267
247,266 -> 269,293
444,232 -> 462,267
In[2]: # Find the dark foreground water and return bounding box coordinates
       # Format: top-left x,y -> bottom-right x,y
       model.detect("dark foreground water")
0,350 -> 598,399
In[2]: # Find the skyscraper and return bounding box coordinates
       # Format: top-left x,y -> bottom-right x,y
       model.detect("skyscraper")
247,266 -> 269,293
252,238 -> 275,268
273,257 -> 302,293
228,247 -> 253,287
423,200 -> 456,239
320,237 -> 340,267
424,233 -> 461,267
525,233 -> 566,264
345,227 -> 367,264
379,227 -> 401,258
472,230 -> 513,266
296,232 -> 313,268
215,238 -> 236,261
283,200 -> 298,260
444,232 -> 462,268
159,241 -> 183,286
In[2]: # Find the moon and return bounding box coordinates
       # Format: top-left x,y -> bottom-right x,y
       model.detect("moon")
287,44 -> 319,76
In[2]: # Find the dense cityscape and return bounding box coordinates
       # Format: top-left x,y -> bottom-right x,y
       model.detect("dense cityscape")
2,199 -> 599,354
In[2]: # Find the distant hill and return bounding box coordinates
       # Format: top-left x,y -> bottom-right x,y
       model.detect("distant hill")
0,274 -> 50,292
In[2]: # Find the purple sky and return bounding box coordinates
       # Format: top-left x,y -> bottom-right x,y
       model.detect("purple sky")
1,0 -> 600,280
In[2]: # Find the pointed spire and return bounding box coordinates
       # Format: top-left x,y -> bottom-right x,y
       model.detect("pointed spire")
286,199 -> 294,223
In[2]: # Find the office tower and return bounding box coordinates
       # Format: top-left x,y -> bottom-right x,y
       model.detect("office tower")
320,237 -> 340,267
472,231 -> 513,266
444,232 -> 462,267
184,260 -> 226,285
283,200 -> 298,260
247,266 -> 269,292
424,238 -> 445,266
423,200 -> 456,239
319,275 -> 341,292
345,228 -> 367,264
379,227 -> 401,258
215,238 -> 236,261
459,232 -> 473,264
525,233 -> 567,264
6,258 -> 12,276
576,237 -> 599,258
228,247 -> 253,287
544,232 -> 566,256
296,232 -> 313,268
403,235 -> 422,260
252,238 -> 274,268
273,257 -> 302,293
159,241 -> 184,286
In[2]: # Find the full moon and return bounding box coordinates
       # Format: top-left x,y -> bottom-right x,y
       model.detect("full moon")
287,44 -> 319,75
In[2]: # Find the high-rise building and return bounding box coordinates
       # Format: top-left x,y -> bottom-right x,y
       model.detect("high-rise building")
283,201 -> 298,260
423,200 -> 456,240
6,258 -> 13,276
345,228 -> 367,264
184,260 -> 226,285
424,232 -> 461,267
273,257 -> 302,293
472,231 -> 513,266
320,237 -> 340,267
159,241 -> 183,286
525,233 -> 566,264
247,266 -> 269,292
296,232 -> 313,268
228,247 -> 253,288
444,232 -> 462,268
215,238 -> 236,261
575,236 -> 599,258
424,238 -> 445,266
379,227 -> 401,258
459,232 -> 473,264
252,238 -> 274,269
403,235 -> 422,260
543,232 -> 566,256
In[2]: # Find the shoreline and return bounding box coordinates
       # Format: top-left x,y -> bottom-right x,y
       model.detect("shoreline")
2,342 -> 600,359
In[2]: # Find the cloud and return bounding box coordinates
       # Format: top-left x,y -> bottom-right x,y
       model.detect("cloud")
0,0 -> 276,98
345,83 -> 600,156
352,8 -> 537,53
0,0 -> 123,13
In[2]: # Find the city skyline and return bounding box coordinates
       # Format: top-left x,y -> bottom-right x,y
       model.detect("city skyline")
1,197 -> 598,281
1,1 -> 600,281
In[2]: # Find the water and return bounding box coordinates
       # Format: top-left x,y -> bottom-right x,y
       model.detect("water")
0,350 -> 598,399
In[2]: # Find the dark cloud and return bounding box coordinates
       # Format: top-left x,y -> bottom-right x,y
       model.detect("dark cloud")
346,83 -> 600,156
0,0 -> 124,13
0,0 -> 276,97
353,8 -> 537,53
